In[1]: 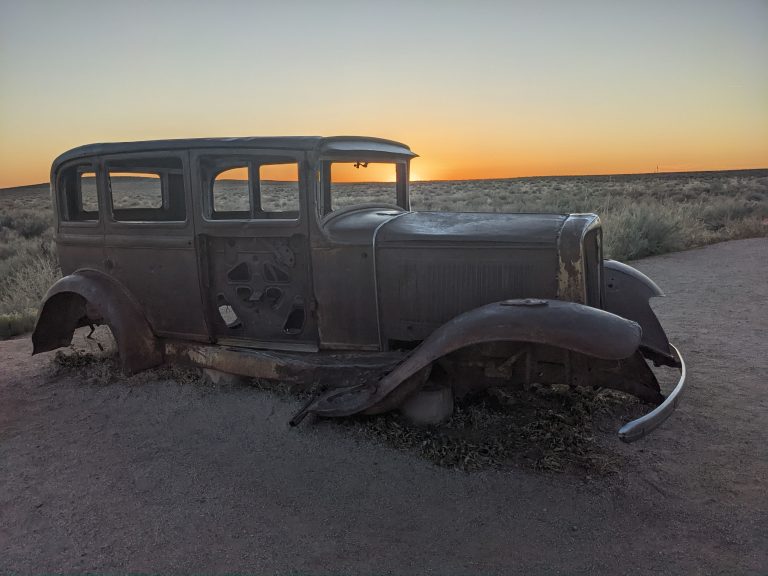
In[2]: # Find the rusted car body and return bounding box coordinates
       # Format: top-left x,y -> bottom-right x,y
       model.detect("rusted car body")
33,136 -> 686,441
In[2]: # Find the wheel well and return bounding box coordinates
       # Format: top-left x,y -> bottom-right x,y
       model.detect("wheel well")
32,292 -> 91,354
32,271 -> 163,374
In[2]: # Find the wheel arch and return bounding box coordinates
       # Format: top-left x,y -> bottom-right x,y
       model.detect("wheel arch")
306,298 -> 643,417
32,269 -> 162,373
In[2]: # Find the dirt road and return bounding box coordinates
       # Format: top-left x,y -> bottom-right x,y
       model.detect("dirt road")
1,238 -> 766,574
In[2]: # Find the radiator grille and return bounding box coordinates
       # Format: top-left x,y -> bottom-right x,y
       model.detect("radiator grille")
377,247 -> 558,341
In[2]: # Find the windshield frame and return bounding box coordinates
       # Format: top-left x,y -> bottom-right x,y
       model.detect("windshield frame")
317,157 -> 410,219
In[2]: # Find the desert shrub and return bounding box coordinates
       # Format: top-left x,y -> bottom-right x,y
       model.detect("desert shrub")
0,254 -> 60,313
0,311 -> 38,339
700,198 -> 766,231
0,234 -> 60,338
0,210 -> 51,238
721,216 -> 768,241
0,188 -> 59,338
602,204 -> 687,261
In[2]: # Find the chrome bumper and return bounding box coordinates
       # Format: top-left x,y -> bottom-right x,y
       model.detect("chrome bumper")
618,344 -> 686,442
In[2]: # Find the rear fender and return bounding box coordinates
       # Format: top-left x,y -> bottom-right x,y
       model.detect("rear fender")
306,298 -> 642,417
32,269 -> 162,373
603,260 -> 675,364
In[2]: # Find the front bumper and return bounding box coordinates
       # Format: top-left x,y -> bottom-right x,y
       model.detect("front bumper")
618,344 -> 686,442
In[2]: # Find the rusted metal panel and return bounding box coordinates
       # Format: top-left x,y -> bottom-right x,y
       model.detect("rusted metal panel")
312,245 -> 381,349
310,206 -> 408,350
318,137 -> 417,159
103,233 -> 208,339
556,213 -> 601,304
321,205 -> 406,245
56,233 -> 105,276
377,211 -> 567,245
203,233 -> 316,346
603,259 -> 675,363
33,269 -> 162,373
376,246 -> 559,342
164,340 -> 405,389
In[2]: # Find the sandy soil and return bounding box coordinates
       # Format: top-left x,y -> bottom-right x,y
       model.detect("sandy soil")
1,238 -> 766,574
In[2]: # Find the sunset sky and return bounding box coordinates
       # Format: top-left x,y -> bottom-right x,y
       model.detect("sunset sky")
1,0 -> 766,188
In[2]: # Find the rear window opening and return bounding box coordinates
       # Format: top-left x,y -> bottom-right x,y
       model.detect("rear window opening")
58,165 -> 99,222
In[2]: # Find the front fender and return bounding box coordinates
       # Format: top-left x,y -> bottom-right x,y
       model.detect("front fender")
603,260 -> 675,364
305,299 -> 642,418
32,269 -> 162,373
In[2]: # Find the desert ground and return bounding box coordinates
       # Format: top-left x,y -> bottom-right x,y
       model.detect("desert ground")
1,237 -> 766,574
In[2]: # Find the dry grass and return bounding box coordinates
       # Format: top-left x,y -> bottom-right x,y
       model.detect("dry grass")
0,184 -> 58,338
328,384 -> 645,474
2,170 -> 767,339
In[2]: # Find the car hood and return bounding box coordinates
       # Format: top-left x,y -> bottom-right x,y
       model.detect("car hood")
376,211 -> 568,246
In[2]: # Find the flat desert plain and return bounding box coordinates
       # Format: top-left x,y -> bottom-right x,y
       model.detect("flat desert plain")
0,237 -> 766,574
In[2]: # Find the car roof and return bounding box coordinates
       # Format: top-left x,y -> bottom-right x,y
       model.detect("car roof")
52,136 -> 416,171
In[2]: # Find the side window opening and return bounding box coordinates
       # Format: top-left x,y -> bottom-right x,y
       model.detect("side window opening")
328,162 -> 399,213
80,171 -> 99,213
258,163 -> 299,217
203,157 -> 300,221
58,165 -> 99,222
110,172 -> 163,209
212,166 -> 250,219
106,157 -> 186,222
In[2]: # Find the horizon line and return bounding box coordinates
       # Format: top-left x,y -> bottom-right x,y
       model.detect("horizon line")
2,166 -> 767,192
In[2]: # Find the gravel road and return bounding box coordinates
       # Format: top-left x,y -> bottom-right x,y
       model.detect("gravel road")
1,238 -> 766,574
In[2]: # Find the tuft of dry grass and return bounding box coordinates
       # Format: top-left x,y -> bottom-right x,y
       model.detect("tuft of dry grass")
329,384 -> 642,474
52,346 -> 209,387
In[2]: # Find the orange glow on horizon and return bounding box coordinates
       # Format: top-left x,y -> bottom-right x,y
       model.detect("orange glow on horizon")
3,156 -> 768,189
1,120 -> 767,188
331,162 -> 396,183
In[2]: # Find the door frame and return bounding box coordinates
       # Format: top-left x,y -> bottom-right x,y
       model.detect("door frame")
190,147 -> 318,351
97,150 -> 210,341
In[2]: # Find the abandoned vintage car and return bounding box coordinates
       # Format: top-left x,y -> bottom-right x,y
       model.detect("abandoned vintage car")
33,136 -> 685,441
